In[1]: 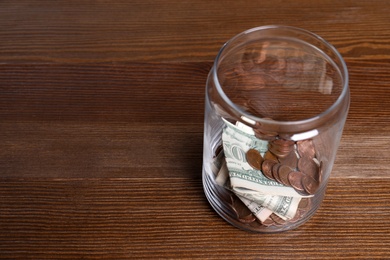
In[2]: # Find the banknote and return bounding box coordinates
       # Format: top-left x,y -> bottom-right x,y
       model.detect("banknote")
212,140 -> 300,220
215,157 -> 229,187
222,118 -> 311,198
222,119 -> 268,158
236,195 -> 273,222
233,187 -> 300,220
211,147 -> 226,176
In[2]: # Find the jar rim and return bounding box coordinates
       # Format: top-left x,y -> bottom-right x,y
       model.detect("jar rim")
212,25 -> 349,128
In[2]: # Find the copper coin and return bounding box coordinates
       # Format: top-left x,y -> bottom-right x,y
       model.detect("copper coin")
264,151 -> 278,162
261,217 -> 275,227
270,142 -> 294,158
228,194 -> 241,219
270,143 -> 293,152
272,140 -> 295,154
277,165 -> 293,186
254,128 -> 278,141
246,149 -> 264,170
272,138 -> 295,147
270,214 -> 287,226
297,139 -> 316,159
249,219 -> 263,228
261,160 -> 277,180
254,121 -> 278,141
226,200 -> 239,217
288,210 -> 302,223
298,157 -> 319,181
268,143 -> 291,158
278,150 -> 299,169
272,163 -> 282,183
238,213 -> 257,224
230,194 -> 255,222
288,171 -> 306,192
298,198 -> 310,209
293,208 -> 307,222
302,175 -> 320,195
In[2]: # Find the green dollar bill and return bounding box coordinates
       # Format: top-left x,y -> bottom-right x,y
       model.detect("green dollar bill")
233,188 -> 300,220
221,118 -> 310,198
236,195 -> 273,222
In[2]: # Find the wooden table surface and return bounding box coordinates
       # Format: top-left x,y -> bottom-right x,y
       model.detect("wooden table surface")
1,1 -> 389,259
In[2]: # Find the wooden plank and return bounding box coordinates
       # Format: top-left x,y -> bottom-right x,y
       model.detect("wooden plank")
0,178 -> 389,259
0,1 -> 389,258
0,122 -> 204,178
0,63 -> 209,123
1,62 -> 389,178
0,1 -> 389,63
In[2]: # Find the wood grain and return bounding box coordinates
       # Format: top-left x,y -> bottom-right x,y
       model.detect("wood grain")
0,178 -> 389,259
0,1 -> 389,258
0,1 -> 389,63
0,63 -> 210,123
1,62 -> 389,178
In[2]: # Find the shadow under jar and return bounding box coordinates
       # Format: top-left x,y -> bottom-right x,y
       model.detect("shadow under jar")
202,25 -> 350,232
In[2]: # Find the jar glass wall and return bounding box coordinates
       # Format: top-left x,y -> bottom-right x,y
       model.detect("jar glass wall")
202,25 -> 350,232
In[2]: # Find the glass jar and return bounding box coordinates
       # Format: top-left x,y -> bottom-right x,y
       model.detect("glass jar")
202,25 -> 349,232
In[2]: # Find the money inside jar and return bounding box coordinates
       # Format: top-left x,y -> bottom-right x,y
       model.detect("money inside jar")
212,118 -> 323,227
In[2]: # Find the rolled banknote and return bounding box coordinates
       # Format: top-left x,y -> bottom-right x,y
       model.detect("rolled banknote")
233,187 -> 300,220
236,195 -> 273,222
212,142 -> 300,220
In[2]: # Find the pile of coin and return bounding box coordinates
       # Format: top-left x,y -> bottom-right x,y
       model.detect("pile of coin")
246,138 -> 322,196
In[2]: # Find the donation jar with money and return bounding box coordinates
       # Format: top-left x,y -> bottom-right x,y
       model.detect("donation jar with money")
202,25 -> 350,232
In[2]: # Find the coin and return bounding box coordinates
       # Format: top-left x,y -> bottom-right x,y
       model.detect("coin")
264,151 -> 278,162
270,214 -> 287,226
268,144 -> 290,158
254,128 -> 278,141
238,213 -> 257,224
288,210 -> 302,223
302,175 -> 320,195
272,163 -> 282,182
268,139 -> 294,158
230,194 -> 256,223
298,198 -> 310,209
278,150 -> 299,169
272,142 -> 293,153
249,219 -> 263,228
246,148 -> 264,170
298,157 -> 319,181
277,165 -> 293,186
288,171 -> 306,192
261,217 -> 275,227
290,198 -> 311,223
261,160 -> 277,180
272,138 -> 295,147
297,139 -> 316,159
292,208 -> 307,222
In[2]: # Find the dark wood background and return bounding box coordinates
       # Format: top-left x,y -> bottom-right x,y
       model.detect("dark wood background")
0,1 -> 389,259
